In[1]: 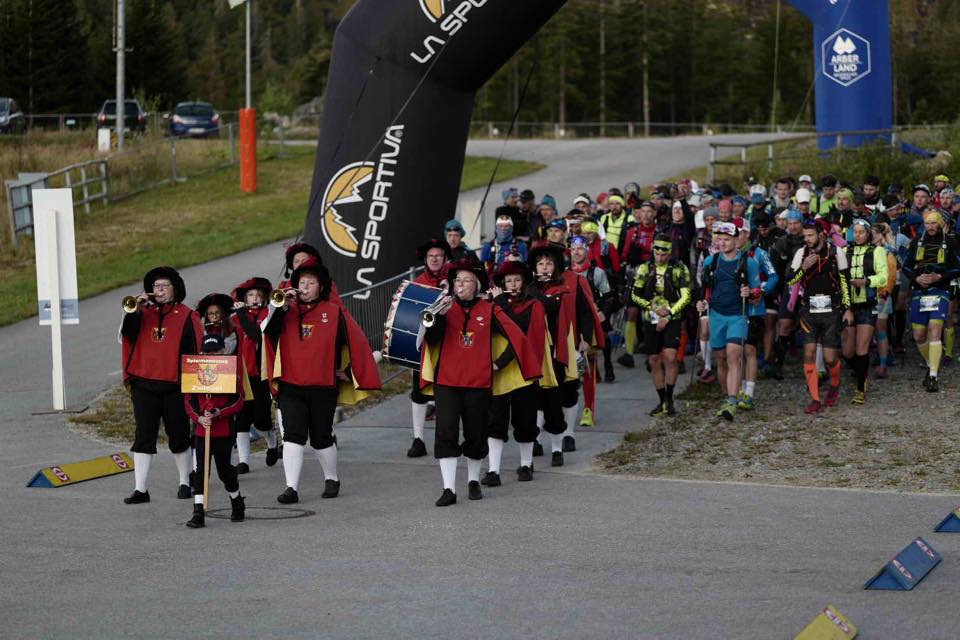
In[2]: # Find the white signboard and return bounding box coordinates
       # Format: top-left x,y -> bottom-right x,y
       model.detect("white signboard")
97,128 -> 112,152
33,189 -> 79,325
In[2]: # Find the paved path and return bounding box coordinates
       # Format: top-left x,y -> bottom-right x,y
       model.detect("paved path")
3,136 -> 959,639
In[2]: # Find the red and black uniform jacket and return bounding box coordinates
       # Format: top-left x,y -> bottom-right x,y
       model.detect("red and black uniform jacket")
413,267 -> 449,289
261,298 -> 381,396
184,387 -> 244,438
234,306 -> 269,379
563,270 -> 604,349
121,303 -> 203,385
420,297 -> 539,390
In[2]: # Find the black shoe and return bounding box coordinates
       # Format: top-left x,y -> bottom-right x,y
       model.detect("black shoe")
123,490 -> 150,505
237,462 -> 250,475
277,487 -> 299,504
617,353 -> 635,368
230,494 -> 245,522
468,480 -> 483,500
604,366 -> 616,383
265,447 -> 279,467
677,361 -> 686,375
562,435 -> 576,452
322,479 -> 340,499
406,437 -> 428,458
650,402 -> 667,417
922,374 -> 932,390
927,376 -> 939,392
551,451 -> 564,467
480,471 -> 501,487
666,400 -> 677,416
177,484 -> 191,499
185,504 -> 205,528
517,466 -> 533,482
435,488 -> 457,507
532,441 -> 544,457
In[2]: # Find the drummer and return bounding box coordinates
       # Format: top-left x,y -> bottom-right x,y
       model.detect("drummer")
406,238 -> 453,458
418,260 -> 540,506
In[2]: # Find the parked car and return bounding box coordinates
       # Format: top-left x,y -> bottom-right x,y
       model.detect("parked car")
0,97 -> 26,134
169,101 -> 220,138
96,99 -> 147,134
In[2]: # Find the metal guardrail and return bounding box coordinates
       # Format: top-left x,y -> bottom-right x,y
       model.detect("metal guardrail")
4,124 -> 241,247
705,125 -> 950,183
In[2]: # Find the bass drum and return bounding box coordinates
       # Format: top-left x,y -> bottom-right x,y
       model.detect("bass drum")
383,280 -> 443,369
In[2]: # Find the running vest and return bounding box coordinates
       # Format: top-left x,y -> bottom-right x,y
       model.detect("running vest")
600,211 -> 628,250
847,244 -> 878,305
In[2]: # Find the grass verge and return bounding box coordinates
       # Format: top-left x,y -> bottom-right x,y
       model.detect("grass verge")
0,147 -> 543,327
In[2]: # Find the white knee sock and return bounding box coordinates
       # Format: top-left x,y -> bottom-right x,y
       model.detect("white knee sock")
519,442 -> 534,467
550,433 -> 563,453
275,408 -> 285,439
563,406 -> 578,438
439,457 -> 458,491
536,411 -> 545,444
701,342 -> 712,369
228,490 -> 239,499
236,432 -> 251,464
467,458 -> 482,483
315,444 -> 339,481
264,429 -> 277,449
173,449 -> 192,485
487,438 -> 504,474
411,402 -> 428,440
194,494 -> 204,504
133,452 -> 152,492
282,442 -> 304,490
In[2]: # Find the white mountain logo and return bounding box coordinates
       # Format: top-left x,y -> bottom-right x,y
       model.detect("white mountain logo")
833,35 -> 856,55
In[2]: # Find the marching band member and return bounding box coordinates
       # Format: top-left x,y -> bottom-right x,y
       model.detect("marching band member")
262,259 -> 381,504
484,261 -> 556,485
231,278 -> 280,471
529,244 -> 583,466
419,260 -> 540,506
280,241 -> 341,303
197,293 -> 237,355
183,334 -> 246,529
119,266 -> 203,504
406,238 -> 452,458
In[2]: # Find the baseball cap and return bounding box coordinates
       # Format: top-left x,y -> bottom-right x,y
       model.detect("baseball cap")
202,334 -> 225,354
713,221 -> 738,237
795,188 -> 812,204
572,194 -> 591,207
914,184 -> 932,196
687,194 -> 702,207
749,184 -> 767,204
798,174 -> 813,184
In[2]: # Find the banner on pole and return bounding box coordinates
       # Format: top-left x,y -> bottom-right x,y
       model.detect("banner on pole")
33,189 -> 79,325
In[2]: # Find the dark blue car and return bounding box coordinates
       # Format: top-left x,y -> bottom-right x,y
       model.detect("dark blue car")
169,101 -> 220,138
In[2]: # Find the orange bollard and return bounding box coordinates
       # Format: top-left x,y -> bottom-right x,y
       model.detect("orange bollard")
239,108 -> 257,193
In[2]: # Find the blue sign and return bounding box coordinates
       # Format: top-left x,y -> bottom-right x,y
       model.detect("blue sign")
934,507 -> 960,532
864,537 -> 941,590
788,0 -> 892,149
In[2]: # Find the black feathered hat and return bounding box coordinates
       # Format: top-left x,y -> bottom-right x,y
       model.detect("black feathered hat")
416,238 -> 453,262
493,260 -> 533,286
446,259 -> 489,292
527,243 -> 566,274
232,277 -> 273,301
291,258 -> 333,296
143,266 -> 186,303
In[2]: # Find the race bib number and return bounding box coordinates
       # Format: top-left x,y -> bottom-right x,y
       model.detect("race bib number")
649,309 -> 661,324
920,295 -> 941,313
809,294 -> 832,314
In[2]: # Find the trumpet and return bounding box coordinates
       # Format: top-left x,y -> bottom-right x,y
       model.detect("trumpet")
269,288 -> 296,307
121,294 -> 155,313
420,296 -> 453,328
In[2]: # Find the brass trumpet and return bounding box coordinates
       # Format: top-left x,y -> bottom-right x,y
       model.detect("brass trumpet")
121,294 -> 155,313
269,288 -> 295,307
420,296 -> 453,328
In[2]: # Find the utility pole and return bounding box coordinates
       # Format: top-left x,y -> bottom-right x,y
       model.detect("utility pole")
600,0 -> 606,136
559,39 -> 566,134
245,0 -> 252,108
642,0 -> 650,137
115,0 -> 125,149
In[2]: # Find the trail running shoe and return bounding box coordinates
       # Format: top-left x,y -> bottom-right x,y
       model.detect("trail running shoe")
804,400 -> 822,415
579,408 -> 594,427
649,402 -> 667,417
737,394 -> 755,411
824,386 -> 840,407
698,369 -> 717,384
851,390 -> 866,405
716,401 -> 736,422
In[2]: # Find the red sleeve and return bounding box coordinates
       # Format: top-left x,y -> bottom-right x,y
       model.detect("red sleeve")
184,395 -> 200,422
341,307 -> 383,391
619,228 -> 634,265
217,393 -> 245,420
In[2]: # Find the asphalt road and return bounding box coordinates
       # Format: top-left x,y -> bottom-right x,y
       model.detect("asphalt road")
3,135 -> 959,639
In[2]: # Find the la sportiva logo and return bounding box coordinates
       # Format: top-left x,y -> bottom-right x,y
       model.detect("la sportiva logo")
319,125 -> 405,290
411,0 -> 488,64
